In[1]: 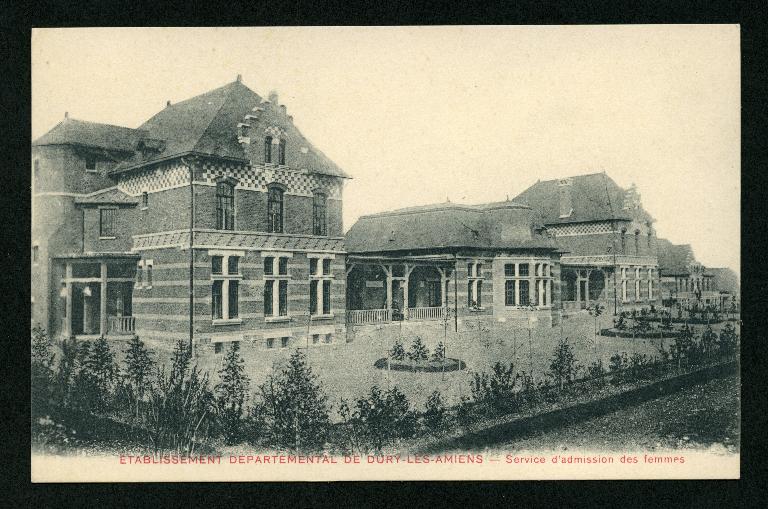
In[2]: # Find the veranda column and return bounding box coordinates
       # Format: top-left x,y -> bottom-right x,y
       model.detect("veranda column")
584,270 -> 591,306
385,266 -> 393,313
99,261 -> 107,336
65,262 -> 73,337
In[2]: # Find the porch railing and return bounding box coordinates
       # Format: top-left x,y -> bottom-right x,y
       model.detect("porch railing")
407,306 -> 446,320
108,316 -> 135,335
346,309 -> 392,325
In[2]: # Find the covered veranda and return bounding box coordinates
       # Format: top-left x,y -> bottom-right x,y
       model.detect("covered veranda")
55,253 -> 140,339
345,255 -> 458,325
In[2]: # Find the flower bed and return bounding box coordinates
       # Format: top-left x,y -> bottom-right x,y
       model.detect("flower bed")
599,328 -> 681,339
373,357 -> 466,373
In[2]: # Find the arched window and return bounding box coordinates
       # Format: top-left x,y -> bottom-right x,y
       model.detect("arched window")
313,192 -> 327,236
278,138 -> 286,165
216,180 -> 235,230
267,186 -> 284,233
620,228 -> 627,254
634,230 -> 640,255
264,136 -> 273,164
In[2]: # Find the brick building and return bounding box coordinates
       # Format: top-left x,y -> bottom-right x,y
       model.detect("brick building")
656,239 -> 736,310
32,77 -> 350,355
344,200 -> 562,329
514,173 -> 661,315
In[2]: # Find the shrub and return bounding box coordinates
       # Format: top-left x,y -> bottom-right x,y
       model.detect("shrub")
407,336 -> 429,364
122,336 -> 154,419
389,339 -> 406,361
341,385 -> 416,453
468,362 -> 519,412
587,359 -> 605,380
548,337 -> 577,391
70,337 -> 118,416
144,340 -> 215,455
215,341 -> 250,445
252,350 -> 331,452
422,390 -> 447,432
431,341 -> 446,362
31,327 -> 56,418
718,323 -> 739,356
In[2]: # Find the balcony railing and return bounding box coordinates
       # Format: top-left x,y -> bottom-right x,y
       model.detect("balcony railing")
108,316 -> 135,335
346,307 -> 447,325
407,306 -> 445,321
346,309 -> 392,325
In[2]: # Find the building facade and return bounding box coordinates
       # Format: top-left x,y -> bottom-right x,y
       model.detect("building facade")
344,200 -> 562,329
514,173 -> 661,315
32,77 -> 350,355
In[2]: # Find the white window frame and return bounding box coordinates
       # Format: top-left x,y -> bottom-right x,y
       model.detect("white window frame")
135,260 -> 144,289
210,250 -> 244,324
308,253 -> 335,318
503,260 -> 552,308
648,268 -> 654,300
144,259 -> 153,289
467,260 -> 484,310
263,251 -> 293,321
621,267 -> 628,302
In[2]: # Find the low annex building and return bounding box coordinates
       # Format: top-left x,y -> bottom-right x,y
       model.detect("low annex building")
344,200 -> 562,328
32,77 -> 350,354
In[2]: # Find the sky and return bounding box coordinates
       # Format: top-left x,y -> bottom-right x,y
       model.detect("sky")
32,26 -> 740,274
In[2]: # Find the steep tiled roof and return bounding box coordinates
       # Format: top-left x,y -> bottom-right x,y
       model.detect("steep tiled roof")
707,267 -> 740,295
74,187 -> 139,206
513,172 -> 653,225
112,80 -> 349,178
656,238 -> 696,275
32,118 -> 145,153
346,201 -> 558,254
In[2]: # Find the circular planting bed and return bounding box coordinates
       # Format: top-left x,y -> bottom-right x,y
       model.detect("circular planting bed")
373,357 -> 467,372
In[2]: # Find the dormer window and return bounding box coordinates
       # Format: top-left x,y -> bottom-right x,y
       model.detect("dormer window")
264,136 -> 273,163
85,156 -> 97,172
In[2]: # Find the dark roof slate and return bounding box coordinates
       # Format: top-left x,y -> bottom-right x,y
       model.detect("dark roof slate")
513,172 -> 653,225
32,118 -> 145,153
345,201 -> 559,254
112,80 -> 349,178
656,238 -> 696,275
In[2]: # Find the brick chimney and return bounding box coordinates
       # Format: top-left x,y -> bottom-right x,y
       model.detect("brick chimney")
558,178 -> 573,218
268,90 -> 279,105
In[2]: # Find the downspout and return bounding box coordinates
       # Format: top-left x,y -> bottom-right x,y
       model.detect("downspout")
81,208 -> 85,253
181,156 -> 195,356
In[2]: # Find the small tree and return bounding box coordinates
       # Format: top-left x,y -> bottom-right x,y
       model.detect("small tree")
215,341 -> 250,445
431,341 -> 446,362
422,390 -> 446,432
123,336 -> 154,419
389,338 -> 406,361
548,337 -> 577,391
407,336 -> 429,366
145,341 -> 215,455
254,350 -> 331,452
343,385 -> 416,452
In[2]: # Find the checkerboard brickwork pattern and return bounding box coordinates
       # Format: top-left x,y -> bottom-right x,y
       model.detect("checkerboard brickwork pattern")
548,221 -> 614,237
118,159 -> 342,199
198,161 -> 342,199
118,161 -> 189,196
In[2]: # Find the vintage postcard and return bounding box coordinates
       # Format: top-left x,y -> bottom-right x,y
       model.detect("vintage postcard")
30,25 -> 740,481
